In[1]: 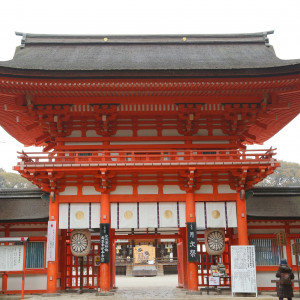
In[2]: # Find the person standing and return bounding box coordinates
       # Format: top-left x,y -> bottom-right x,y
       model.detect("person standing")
276,258 -> 294,300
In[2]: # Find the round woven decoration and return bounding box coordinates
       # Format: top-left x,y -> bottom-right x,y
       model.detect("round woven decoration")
204,228 -> 225,255
70,229 -> 91,257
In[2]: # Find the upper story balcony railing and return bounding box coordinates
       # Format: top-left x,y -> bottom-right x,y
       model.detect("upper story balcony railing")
16,148 -> 277,170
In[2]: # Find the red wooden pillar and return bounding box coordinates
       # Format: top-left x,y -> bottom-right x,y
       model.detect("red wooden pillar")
47,192 -> 59,293
236,192 -> 248,245
60,229 -> 67,291
100,192 -> 111,292
110,229 -> 116,290
181,228 -> 188,289
177,234 -> 184,288
285,222 -> 292,266
185,191 -> 198,291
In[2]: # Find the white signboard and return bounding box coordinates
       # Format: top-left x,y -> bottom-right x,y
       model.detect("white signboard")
46,221 -> 56,262
209,276 -> 220,286
0,245 -> 24,271
231,245 -> 257,296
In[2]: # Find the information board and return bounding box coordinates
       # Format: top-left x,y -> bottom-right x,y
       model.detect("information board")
0,245 -> 24,271
100,223 -> 110,263
231,245 -> 257,296
46,221 -> 56,262
187,222 -> 198,262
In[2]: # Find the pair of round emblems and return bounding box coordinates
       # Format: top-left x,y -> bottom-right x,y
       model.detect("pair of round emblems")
123,209 -> 173,219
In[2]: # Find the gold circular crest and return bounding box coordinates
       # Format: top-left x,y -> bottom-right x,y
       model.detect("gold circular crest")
164,210 -> 173,219
75,211 -> 84,220
124,210 -> 133,220
211,210 -> 220,219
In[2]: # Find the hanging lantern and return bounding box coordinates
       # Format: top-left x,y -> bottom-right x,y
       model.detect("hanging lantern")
70,229 -> 91,257
205,228 -> 225,255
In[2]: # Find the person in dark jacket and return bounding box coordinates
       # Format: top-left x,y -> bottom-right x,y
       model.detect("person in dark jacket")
276,258 -> 294,300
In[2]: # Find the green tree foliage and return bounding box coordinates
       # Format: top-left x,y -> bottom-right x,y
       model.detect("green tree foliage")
256,160 -> 300,187
0,169 -> 36,189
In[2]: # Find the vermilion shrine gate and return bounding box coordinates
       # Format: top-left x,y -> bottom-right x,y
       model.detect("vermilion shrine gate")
0,31 -> 300,294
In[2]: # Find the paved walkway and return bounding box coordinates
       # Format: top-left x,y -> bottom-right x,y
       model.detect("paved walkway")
0,275 -> 287,300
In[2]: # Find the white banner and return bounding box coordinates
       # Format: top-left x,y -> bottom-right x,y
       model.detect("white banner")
46,221 -> 56,262
0,245 -> 24,271
231,245 -> 257,295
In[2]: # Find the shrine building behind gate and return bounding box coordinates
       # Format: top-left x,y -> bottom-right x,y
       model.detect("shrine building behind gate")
0,31 -> 300,294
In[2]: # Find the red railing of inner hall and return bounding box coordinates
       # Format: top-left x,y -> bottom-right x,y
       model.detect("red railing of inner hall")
16,148 -> 277,167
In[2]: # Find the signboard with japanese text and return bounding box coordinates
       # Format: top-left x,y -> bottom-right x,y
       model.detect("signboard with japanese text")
209,276 -> 220,286
100,223 -> 110,263
187,222 -> 198,262
46,221 -> 56,262
231,246 -> 257,295
0,245 -> 24,271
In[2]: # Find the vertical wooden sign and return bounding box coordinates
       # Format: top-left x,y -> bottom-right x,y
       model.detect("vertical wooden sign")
187,222 -> 198,262
46,221 -> 56,262
100,223 -> 110,263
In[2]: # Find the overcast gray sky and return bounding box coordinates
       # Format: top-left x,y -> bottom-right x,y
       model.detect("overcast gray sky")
0,0 -> 300,171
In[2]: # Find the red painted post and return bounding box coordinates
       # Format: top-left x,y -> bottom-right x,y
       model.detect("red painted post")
177,235 -> 184,288
100,192 -> 111,292
236,192 -> 249,245
185,191 -> 198,291
47,193 -> 59,293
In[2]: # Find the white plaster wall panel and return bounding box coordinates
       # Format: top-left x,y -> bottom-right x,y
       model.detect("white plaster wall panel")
65,142 -> 103,145
91,203 -> 100,228
113,130 -> 133,137
195,202 -> 205,229
162,129 -> 182,136
195,129 -> 208,136
70,204 -> 89,229
119,203 -> 138,228
179,202 -> 186,227
195,185 -> 213,194
82,186 -> 101,195
111,141 -> 185,145
256,272 -> 276,287
226,202 -> 237,227
67,130 -> 82,137
25,274 -> 47,290
138,185 -> 158,194
7,275 -> 22,290
192,140 -> 229,144
10,231 -> 47,237
139,203 -> 158,228
206,202 -> 226,228
159,202 -> 178,228
212,129 -> 227,136
86,130 -> 101,137
59,204 -> 69,229
111,203 -> 118,228
59,186 -> 78,196
163,185 -> 185,194
218,184 -> 235,194
137,129 -> 158,136
110,186 -> 133,195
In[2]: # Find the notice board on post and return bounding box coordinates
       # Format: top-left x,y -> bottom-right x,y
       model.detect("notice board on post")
0,245 -> 24,271
231,245 -> 257,296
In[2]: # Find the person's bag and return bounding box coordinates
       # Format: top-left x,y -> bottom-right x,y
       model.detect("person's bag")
280,272 -> 292,285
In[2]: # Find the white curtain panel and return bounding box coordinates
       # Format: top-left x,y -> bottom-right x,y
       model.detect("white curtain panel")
159,202 -> 179,228
58,203 -> 100,229
139,203 -> 158,228
119,203 -> 138,228
195,201 -> 237,229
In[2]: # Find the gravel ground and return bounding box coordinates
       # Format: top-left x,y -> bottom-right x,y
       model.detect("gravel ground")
0,275 -> 284,300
